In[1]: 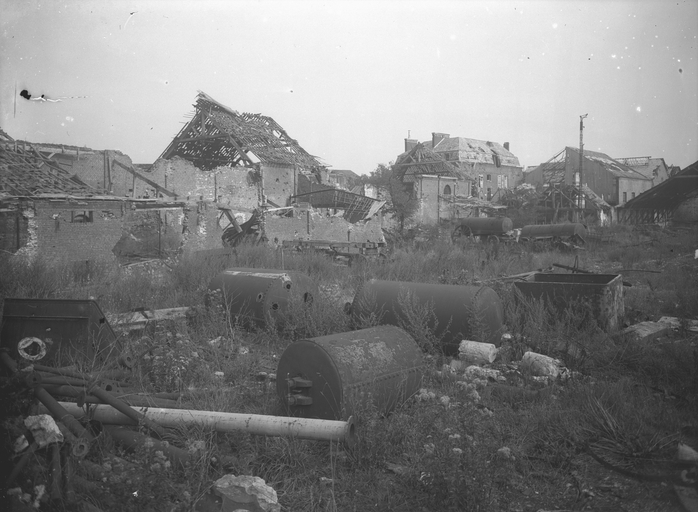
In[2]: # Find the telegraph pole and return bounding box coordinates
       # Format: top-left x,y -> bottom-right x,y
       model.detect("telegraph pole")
578,114 -> 588,220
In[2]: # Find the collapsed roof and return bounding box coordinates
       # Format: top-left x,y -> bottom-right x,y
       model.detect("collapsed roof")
529,147 -> 650,183
159,91 -> 326,172
393,143 -> 473,181
0,129 -> 96,198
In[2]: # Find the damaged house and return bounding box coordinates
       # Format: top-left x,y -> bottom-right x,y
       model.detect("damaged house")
401,134 -> 523,202
393,136 -> 515,226
0,129 -> 187,263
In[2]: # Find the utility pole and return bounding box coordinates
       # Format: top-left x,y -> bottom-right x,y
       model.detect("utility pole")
578,114 -> 588,220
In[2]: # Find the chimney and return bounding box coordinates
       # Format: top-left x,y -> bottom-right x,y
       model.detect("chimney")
432,132 -> 449,148
504,142 -> 510,151
404,138 -> 419,152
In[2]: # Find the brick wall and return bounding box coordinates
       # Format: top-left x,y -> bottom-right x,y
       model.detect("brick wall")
264,209 -> 385,244
261,164 -> 296,206
34,200 -> 126,262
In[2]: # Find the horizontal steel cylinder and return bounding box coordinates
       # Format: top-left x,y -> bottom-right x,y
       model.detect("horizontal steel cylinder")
277,325 -> 425,421
54,402 -> 354,445
351,280 -> 504,355
207,268 -> 318,329
453,217 -> 513,236
520,223 -> 587,239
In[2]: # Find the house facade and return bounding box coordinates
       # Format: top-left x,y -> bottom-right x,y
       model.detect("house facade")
616,156 -> 671,187
403,133 -> 523,201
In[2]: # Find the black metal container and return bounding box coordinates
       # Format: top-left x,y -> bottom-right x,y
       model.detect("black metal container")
277,326 -> 425,420
0,299 -> 119,366
207,268 -> 318,329
350,279 -> 504,355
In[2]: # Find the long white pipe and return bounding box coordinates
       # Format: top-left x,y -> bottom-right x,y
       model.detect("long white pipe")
52,402 -> 355,445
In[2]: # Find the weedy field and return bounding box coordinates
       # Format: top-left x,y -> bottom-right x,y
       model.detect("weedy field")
1,224 -> 697,512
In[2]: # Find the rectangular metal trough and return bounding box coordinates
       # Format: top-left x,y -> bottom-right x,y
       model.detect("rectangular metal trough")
513,273 -> 624,331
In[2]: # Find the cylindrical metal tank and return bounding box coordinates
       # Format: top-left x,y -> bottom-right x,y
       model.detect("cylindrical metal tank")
350,280 -> 504,355
276,326 -> 425,421
207,268 -> 318,329
453,217 -> 513,237
520,223 -> 587,240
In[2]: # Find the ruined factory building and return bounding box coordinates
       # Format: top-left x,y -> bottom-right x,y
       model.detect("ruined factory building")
525,147 -> 652,209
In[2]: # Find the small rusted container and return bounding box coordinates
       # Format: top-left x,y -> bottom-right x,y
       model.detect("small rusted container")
520,223 -> 587,240
277,326 -> 425,420
350,279 -> 505,355
207,268 -> 318,329
513,273 -> 624,331
453,217 -> 513,237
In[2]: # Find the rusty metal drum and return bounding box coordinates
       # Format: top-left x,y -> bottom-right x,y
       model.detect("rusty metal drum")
207,268 -> 318,329
277,326 -> 425,420
350,279 -> 504,355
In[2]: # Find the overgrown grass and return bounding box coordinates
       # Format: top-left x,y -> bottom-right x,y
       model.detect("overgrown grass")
2,224 -> 697,511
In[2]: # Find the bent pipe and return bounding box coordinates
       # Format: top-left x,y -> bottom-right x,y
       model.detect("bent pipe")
56,402 -> 355,446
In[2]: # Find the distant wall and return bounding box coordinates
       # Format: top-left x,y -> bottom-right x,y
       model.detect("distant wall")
264,209 -> 385,244
674,196 -> 698,223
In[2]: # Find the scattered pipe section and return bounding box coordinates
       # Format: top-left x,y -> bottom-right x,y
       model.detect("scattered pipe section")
55,402 -> 355,446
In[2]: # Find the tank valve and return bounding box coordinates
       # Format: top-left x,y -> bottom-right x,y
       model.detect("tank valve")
287,395 -> 312,406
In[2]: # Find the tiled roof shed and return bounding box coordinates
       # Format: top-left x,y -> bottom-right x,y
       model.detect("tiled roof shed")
0,129 -> 96,197
617,160 -> 698,224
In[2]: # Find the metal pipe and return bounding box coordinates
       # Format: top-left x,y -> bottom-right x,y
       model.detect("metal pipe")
88,386 -> 167,439
57,402 -> 355,446
103,426 -> 193,469
49,443 -> 62,501
55,421 -> 89,458
33,386 -> 94,442
7,442 -> 38,487
42,385 -> 182,409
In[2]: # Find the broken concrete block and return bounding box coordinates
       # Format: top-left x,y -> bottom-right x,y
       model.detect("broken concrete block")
213,474 -> 280,512
24,414 -> 64,448
622,321 -> 672,342
458,340 -> 498,364
658,316 -> 698,333
520,352 -> 562,378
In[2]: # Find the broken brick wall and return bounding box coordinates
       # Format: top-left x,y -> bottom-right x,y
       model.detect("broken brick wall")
180,201 -> 226,254
113,207 -> 185,261
264,209 -> 385,245
53,150 -> 134,195
32,200 -> 126,262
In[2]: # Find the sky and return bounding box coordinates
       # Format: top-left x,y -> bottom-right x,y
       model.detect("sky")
1,0 -> 697,174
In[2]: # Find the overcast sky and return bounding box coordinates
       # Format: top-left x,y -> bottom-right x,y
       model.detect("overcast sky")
1,0 -> 697,174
